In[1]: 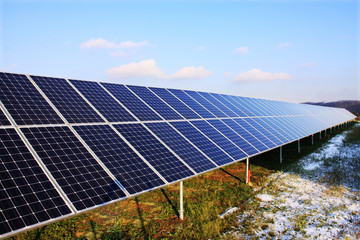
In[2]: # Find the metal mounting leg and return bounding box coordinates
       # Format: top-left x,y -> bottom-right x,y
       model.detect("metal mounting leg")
298,139 -> 300,153
280,146 -> 282,164
311,134 -> 314,145
246,158 -> 249,184
179,181 -> 184,220
319,131 -> 321,140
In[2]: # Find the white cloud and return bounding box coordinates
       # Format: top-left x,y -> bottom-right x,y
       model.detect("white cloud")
106,59 -> 212,80
81,38 -> 154,50
276,42 -> 292,48
106,59 -> 163,79
119,41 -> 152,48
197,46 -> 206,51
81,38 -> 116,49
298,62 -> 315,68
168,66 -> 212,80
224,72 -> 232,78
232,68 -> 292,83
234,47 -> 249,55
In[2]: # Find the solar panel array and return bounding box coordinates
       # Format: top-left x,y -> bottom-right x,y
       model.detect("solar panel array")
0,72 -> 356,238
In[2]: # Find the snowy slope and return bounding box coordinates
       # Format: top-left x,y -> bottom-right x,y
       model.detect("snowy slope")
226,124 -> 360,239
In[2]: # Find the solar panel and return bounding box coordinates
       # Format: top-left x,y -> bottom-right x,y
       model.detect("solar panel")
127,85 -> 183,120
170,121 -> 233,166
0,107 -> 11,126
149,87 -> 201,119
221,119 -> 269,152
221,95 -> 254,116
207,119 -> 259,156
190,120 -> 247,160
184,90 -> 228,118
21,126 -> 126,211
244,118 -> 285,145
0,71 -> 356,238
0,128 -> 73,236
168,89 -> 215,118
263,117 -> 299,140
30,76 -> 104,124
69,80 -> 136,123
235,97 -> 265,116
73,124 -> 165,195
0,73 -> 64,125
113,123 -> 195,182
197,92 -> 238,117
145,122 -> 216,173
247,98 -> 272,116
101,83 -> 162,121
234,118 -> 277,149
209,93 -> 247,117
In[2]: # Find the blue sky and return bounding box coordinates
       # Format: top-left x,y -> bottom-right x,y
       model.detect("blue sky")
1,0 -> 359,103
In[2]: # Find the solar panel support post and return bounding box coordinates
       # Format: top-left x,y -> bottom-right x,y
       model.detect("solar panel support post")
311,134 -> 314,145
246,157 -> 249,184
325,129 -> 326,137
280,146 -> 282,164
319,131 -> 321,140
298,139 -> 300,153
179,181 -> 184,220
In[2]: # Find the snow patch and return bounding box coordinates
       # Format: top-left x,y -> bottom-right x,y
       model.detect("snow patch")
219,207 -> 238,219
228,125 -> 360,239
256,194 -> 274,202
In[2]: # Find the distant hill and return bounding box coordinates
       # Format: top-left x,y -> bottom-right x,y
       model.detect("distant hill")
303,100 -> 360,116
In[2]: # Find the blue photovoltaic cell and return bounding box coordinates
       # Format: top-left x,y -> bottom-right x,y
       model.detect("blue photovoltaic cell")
269,101 -> 289,116
30,76 -> 104,124
298,116 -> 319,132
207,119 -> 258,156
233,97 -> 263,116
244,118 -> 285,145
21,126 -> 126,211
113,123 -> 194,183
247,98 -> 272,116
221,95 -> 253,116
70,80 -> 136,122
167,89 -> 215,118
149,87 -> 201,119
127,85 -> 183,120
0,108 -> 10,126
234,118 -> 276,149
262,117 -> 298,140
0,72 -> 64,125
102,83 -> 162,121
286,116 -> 313,137
0,128 -> 72,235
184,91 -> 228,118
146,122 -> 216,173
221,119 -> 268,152
256,99 -> 282,116
73,125 -> 165,195
209,93 -> 247,117
280,117 -> 309,138
191,120 -> 247,160
170,121 -> 233,166
197,92 -> 238,117
242,97 -> 269,116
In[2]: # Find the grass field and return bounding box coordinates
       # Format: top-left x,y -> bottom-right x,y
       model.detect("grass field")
10,122 -> 356,240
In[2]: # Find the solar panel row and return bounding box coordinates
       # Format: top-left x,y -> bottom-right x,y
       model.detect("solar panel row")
0,72 -> 356,238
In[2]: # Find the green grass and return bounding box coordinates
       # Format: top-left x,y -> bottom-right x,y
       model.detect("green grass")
345,122 -> 360,143
9,123 -> 356,240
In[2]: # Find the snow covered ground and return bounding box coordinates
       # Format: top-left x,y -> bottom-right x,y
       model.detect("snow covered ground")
226,124 -> 360,239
